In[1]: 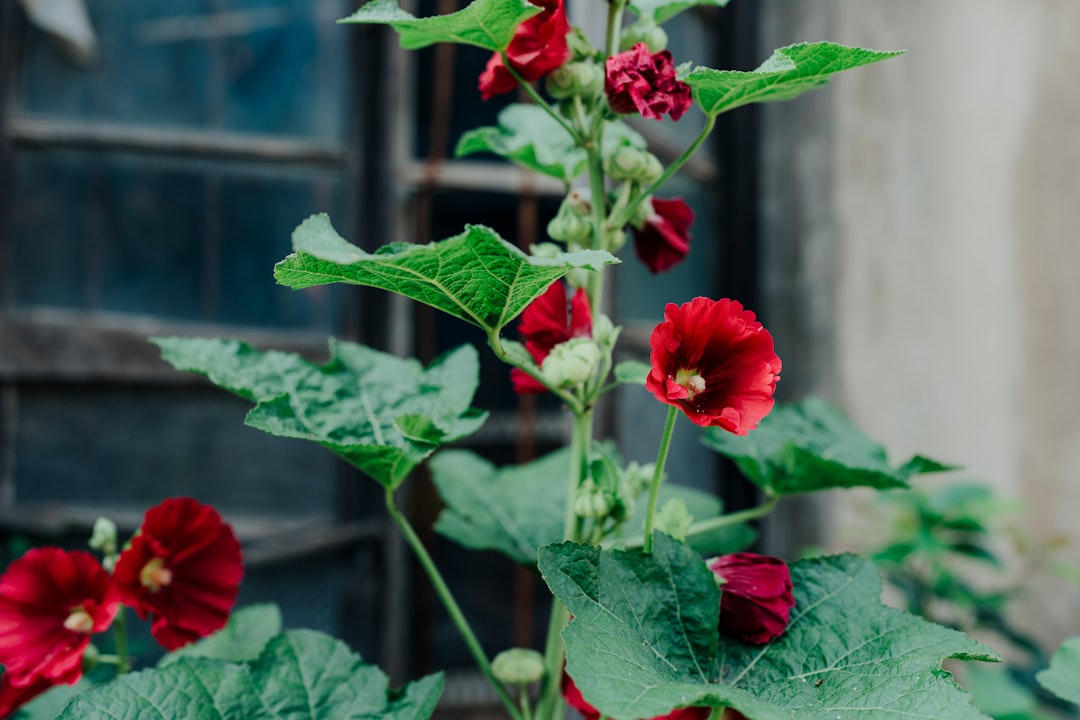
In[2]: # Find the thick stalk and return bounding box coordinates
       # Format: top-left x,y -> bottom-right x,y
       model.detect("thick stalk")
643,406 -> 679,553
585,142 -> 608,312
384,487 -> 523,720
608,495 -> 779,550
113,606 -> 131,675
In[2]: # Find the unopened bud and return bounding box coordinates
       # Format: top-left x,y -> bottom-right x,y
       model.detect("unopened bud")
547,191 -> 593,244
620,19 -> 669,53
541,338 -> 601,387
623,461 -> 657,497
546,61 -> 604,100
89,517 -> 118,556
627,195 -> 656,229
573,480 -> 614,519
654,498 -> 693,541
566,26 -> 597,61
604,146 -> 663,185
591,313 -> 619,349
492,648 -> 545,685
529,242 -> 563,260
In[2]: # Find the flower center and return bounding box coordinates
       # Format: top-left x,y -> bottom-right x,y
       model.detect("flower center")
63,607 -> 94,634
139,557 -> 173,593
675,368 -> 707,399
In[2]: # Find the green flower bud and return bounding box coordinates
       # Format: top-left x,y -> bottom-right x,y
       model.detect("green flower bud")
546,61 -> 604,100
89,517 -> 118,556
627,195 -> 656,229
605,227 -> 627,252
566,26 -> 597,61
654,498 -> 694,541
622,460 -> 657,497
547,191 -> 593,244
541,337 -> 601,387
604,146 -> 664,184
492,648 -> 545,685
529,242 -> 563,260
573,480 -> 614,519
591,313 -> 619,350
620,19 -> 669,53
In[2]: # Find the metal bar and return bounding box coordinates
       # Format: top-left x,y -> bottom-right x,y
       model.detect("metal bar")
8,115 -> 350,167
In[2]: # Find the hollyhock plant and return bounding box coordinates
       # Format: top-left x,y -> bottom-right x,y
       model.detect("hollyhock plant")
633,197 -> 695,273
646,297 -> 781,433
478,0 -> 570,100
113,497 -> 243,650
510,281 -> 593,393
707,552 -> 795,645
0,548 -> 118,688
563,675 -> 710,720
605,42 -> 692,121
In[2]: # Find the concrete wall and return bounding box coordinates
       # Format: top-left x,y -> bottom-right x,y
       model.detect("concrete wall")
760,1 -> 1080,647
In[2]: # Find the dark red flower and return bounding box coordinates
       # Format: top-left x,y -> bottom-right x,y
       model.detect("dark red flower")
0,548 -> 118,689
478,0 -> 570,100
646,297 -> 781,433
605,42 -> 692,121
510,282 -> 592,394
114,498 -> 243,650
563,675 -> 709,720
633,197 -> 694,273
707,553 -> 795,645
0,674 -> 53,717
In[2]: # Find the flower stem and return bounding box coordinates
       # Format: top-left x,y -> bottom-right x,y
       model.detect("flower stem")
607,495 -> 779,550
384,487 -> 523,720
503,57 -> 581,143
113,606 -> 131,675
643,406 -> 679,553
520,683 -> 534,720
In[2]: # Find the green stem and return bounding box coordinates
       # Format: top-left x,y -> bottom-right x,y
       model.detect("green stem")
520,683 -> 534,720
643,406 -> 679,553
607,113 -> 717,230
607,496 -> 779,550
503,57 -> 581,142
604,0 -> 626,58
384,488 -> 523,720
585,142 -> 608,312
113,606 -> 131,675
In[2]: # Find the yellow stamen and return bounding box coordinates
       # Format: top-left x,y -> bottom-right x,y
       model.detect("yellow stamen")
139,557 -> 173,593
63,608 -> 94,634
675,368 -> 707,399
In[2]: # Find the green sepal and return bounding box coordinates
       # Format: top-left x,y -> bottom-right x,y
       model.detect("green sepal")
153,337 -> 486,488
626,0 -> 729,25
275,214 -> 617,334
687,42 -> 903,117
340,0 -> 540,52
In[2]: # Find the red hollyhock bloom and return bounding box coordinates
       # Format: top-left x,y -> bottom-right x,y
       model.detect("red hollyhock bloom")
707,552 -> 795,645
633,197 -> 694,273
0,674 -> 53,717
646,297 -> 781,433
605,42 -> 692,121
114,497 -> 243,650
563,675 -> 709,720
510,282 -> 592,394
0,548 -> 118,688
478,0 -> 570,100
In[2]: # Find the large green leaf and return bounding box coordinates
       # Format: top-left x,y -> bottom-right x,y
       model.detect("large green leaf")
539,536 -> 997,720
340,0 -> 539,51
702,397 -> 952,496
159,604 -> 282,667
275,215 -> 616,334
431,447 -> 751,565
627,0 -> 729,24
1037,636 -> 1080,706
455,108 -> 646,184
686,42 -> 902,117
153,337 -> 486,488
59,631 -> 443,719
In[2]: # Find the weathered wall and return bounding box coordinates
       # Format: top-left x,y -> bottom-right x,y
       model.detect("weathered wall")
760,1 -> 1080,647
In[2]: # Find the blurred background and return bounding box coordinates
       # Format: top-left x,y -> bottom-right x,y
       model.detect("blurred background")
0,0 -> 1077,717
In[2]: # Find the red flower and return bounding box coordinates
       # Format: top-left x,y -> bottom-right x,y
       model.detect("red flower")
633,197 -> 694,273
478,0 -> 570,100
114,498 -> 243,650
605,42 -> 692,121
646,297 -> 781,433
563,675 -> 709,720
0,674 -> 53,717
0,548 -> 118,688
510,282 -> 592,393
707,553 -> 795,645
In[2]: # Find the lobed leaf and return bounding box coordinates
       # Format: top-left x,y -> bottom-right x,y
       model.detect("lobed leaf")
159,604 -> 283,667
153,337 -> 486,488
702,397 -> 953,496
687,42 -> 902,117
340,0 -> 540,51
1037,636 -> 1080,706
539,536 -> 998,720
58,631 -> 443,719
627,0 -> 729,25
275,215 -> 617,334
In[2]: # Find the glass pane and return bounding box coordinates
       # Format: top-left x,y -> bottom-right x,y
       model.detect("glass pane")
17,0 -> 348,141
11,149 -> 343,328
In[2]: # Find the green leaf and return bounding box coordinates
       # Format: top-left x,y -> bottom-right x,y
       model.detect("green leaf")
627,0 -> 729,25
275,215 -> 617,334
456,108 -> 646,184
14,680 -> 90,720
687,42 -> 903,117
340,0 -> 540,51
59,630 -> 443,720
159,604 -> 282,666
702,397 -> 953,496
154,337 -> 486,488
613,360 -> 650,386
1038,636 -> 1080,706
539,536 -> 997,720
964,665 -> 1042,719
431,447 -> 750,564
